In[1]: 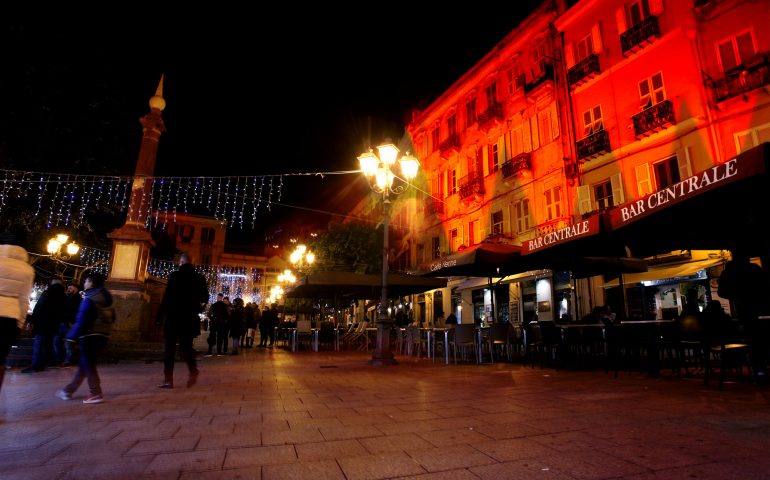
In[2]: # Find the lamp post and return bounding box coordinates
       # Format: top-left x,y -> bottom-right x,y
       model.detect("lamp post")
358,141 -> 420,366
290,245 -> 315,273
46,233 -> 80,280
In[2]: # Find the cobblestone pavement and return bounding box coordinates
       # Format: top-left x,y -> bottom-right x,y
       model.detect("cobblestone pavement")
2,337 -> 770,480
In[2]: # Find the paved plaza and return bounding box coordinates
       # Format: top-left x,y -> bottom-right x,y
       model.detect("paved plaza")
2,339 -> 770,480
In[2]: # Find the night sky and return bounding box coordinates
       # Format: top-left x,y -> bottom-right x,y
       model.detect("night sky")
1,5 -> 541,242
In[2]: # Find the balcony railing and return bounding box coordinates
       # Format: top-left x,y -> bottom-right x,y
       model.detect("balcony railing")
439,134 -> 461,156
537,217 -> 571,237
501,152 -> 532,179
713,54 -> 770,103
620,15 -> 660,56
459,173 -> 485,200
576,129 -> 610,160
524,63 -> 554,94
632,100 -> 675,137
567,54 -> 601,88
478,102 -> 503,129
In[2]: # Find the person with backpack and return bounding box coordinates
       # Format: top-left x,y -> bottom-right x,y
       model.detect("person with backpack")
56,272 -> 115,404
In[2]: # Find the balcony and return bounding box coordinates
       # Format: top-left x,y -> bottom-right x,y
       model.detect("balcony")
459,173 -> 485,200
501,152 -> 532,179
537,217 -> 571,237
620,15 -> 660,56
567,54 -> 601,89
429,198 -> 445,216
632,100 -> 675,137
439,134 -> 461,157
576,129 -> 610,161
713,54 -> 770,103
524,63 -> 554,94
478,102 -> 503,130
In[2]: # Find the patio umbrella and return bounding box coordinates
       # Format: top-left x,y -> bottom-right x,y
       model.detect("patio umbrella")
423,243 -> 523,278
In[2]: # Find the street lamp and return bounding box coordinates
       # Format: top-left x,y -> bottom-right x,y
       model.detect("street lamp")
47,234 -> 80,260
358,141 -> 420,366
290,245 -> 315,273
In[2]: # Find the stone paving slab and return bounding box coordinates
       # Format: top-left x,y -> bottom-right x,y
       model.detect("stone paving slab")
2,339 -> 770,479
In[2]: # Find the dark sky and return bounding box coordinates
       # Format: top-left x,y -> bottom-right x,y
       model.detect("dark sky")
1,5 -> 541,240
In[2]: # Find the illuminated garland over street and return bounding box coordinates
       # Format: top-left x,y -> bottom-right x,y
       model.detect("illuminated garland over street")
0,170 -> 283,229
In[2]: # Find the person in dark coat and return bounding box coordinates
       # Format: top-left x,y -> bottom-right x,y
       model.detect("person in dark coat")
718,246 -> 770,381
155,254 -> 209,389
23,278 -> 66,373
54,283 -> 81,367
56,272 -> 114,404
206,293 -> 229,355
228,297 -> 245,354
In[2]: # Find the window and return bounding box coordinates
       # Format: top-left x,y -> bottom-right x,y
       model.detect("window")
507,62 -> 524,95
639,72 -> 665,109
514,198 -> 531,233
492,210 -> 504,235
486,82 -> 497,106
594,181 -> 613,209
201,227 -> 215,245
431,127 -> 440,153
417,243 -> 425,265
653,156 -> 680,189
539,110 -> 553,145
447,114 -> 457,137
450,169 -> 457,195
582,105 -> 603,136
450,228 -> 461,251
735,122 -> 770,152
532,41 -> 550,75
718,31 -> 756,72
201,254 -> 211,266
628,0 -> 651,27
432,236 -> 441,260
576,32 -> 593,62
544,186 -> 562,221
488,143 -> 499,173
179,225 -> 195,243
511,127 -> 524,156
465,98 -> 477,127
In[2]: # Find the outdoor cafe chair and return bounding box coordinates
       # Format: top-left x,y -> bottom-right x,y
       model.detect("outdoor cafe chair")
450,324 -> 478,364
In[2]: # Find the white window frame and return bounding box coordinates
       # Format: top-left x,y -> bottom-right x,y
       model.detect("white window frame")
638,72 -> 665,109
514,198 -> 531,234
576,33 -> 593,63
544,186 -> 562,221
582,105 -> 603,137
491,209 -> 504,236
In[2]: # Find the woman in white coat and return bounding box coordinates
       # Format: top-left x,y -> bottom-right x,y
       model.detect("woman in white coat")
0,233 -> 35,392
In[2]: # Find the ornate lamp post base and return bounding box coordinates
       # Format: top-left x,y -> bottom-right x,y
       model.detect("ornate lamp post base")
369,316 -> 398,366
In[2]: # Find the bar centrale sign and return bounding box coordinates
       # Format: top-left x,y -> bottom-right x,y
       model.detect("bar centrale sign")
522,215 -> 599,255
609,152 -> 763,229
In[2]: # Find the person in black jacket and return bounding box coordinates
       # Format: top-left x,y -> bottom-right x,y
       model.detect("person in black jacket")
155,254 -> 209,389
23,278 -> 66,373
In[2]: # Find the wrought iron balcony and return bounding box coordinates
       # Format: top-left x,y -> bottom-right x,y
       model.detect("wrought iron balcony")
478,102 -> 503,129
567,54 -> 601,88
713,54 -> 770,103
439,134 -> 461,156
501,152 -> 532,179
537,217 -> 571,237
620,15 -> 660,56
524,63 -> 554,94
632,100 -> 675,137
459,173 -> 485,200
576,129 -> 610,160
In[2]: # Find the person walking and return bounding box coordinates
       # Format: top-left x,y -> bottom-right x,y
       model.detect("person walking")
155,254 -> 209,389
206,293 -> 228,356
228,297 -> 245,354
56,272 -> 115,404
0,232 -> 35,392
23,278 -> 66,373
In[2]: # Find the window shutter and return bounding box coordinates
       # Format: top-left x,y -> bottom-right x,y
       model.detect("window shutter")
523,120 -> 533,152
650,0 -> 664,15
615,7 -> 627,34
577,185 -> 592,214
635,163 -> 653,196
504,130 -> 512,160
564,44 -> 575,68
482,147 -> 490,176
610,173 -> 625,205
459,224 -> 466,248
503,204 -> 510,235
676,146 -> 692,179
550,103 -> 560,139
530,116 -> 540,150
591,23 -> 603,53
498,137 -> 506,164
